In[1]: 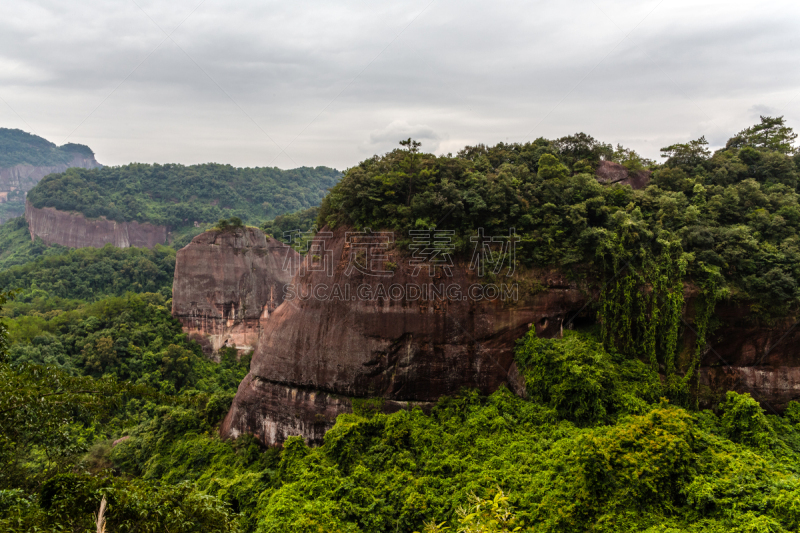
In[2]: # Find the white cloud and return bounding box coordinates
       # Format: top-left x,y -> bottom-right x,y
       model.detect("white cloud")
0,0 -> 798,168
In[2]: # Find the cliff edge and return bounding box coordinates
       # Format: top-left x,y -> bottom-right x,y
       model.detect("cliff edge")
216,226 -> 800,447
172,227 -> 300,355
25,199 -> 167,249
0,152 -> 100,224
220,226 -> 587,445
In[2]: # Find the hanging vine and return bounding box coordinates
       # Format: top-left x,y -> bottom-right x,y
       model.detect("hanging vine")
598,220 -> 689,393
680,264 -> 726,407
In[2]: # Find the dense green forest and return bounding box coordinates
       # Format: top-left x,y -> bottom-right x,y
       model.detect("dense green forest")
0,217 -> 64,270
27,163 -> 341,229
0,128 -> 94,168
4,290 -> 800,531
321,118 -> 800,308
2,117 -> 800,531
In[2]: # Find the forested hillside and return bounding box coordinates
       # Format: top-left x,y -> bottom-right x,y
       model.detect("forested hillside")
27,163 -> 341,229
2,117 -> 800,532
0,128 -> 100,224
322,117 -> 800,315
0,128 -> 94,168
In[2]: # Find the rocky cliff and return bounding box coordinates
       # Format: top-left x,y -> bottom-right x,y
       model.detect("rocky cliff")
696,300 -> 800,413
220,227 -> 589,445
172,227 -> 300,356
216,226 -> 800,446
25,200 -> 167,249
0,153 -> 100,224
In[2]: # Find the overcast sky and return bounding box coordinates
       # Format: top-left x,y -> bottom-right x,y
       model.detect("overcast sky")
1,0 -> 798,170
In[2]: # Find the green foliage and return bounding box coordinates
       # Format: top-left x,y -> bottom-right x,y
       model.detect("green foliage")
536,153 -> 569,180
250,363 -> 800,532
718,391 -> 776,448
0,243 -> 175,301
660,136 -> 711,172
322,122 -> 800,318
612,143 -> 655,172
418,489 -> 522,532
262,206 -> 319,241
4,122 -> 800,532
0,285 -> 251,531
0,217 -> 69,271
4,273 -> 800,533
0,128 -> 94,168
515,329 -> 655,425
216,216 -> 245,232
726,116 -> 798,154
27,162 -> 341,229
553,132 -> 613,171
0,291 -> 8,360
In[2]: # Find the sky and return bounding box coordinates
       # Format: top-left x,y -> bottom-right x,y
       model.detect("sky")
0,0 -> 798,171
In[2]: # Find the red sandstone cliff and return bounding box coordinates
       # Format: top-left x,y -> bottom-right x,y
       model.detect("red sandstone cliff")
216,226 -> 800,446
0,153 -> 100,224
220,227 -> 589,445
25,200 -> 167,249
172,227 -> 299,356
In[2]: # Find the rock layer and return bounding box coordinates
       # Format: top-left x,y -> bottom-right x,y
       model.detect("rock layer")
0,154 -> 100,224
172,227 -> 299,355
25,200 -> 167,249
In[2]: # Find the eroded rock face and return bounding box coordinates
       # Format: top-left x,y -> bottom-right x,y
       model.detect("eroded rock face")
695,300 -> 800,411
172,228 -> 299,355
25,200 -> 167,249
221,227 -> 590,445
218,227 -> 800,446
595,160 -> 651,189
0,154 -> 101,224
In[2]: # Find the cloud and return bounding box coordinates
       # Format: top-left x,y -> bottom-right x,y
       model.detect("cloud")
749,104 -> 780,119
367,120 -> 442,154
0,0 -> 798,169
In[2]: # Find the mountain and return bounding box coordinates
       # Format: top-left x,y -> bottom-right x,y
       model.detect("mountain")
211,121 -> 800,445
24,162 -> 341,248
0,128 -> 101,224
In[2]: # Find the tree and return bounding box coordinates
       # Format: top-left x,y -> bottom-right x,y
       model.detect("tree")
400,138 -> 421,154
612,143 -> 654,172
726,116 -> 798,154
660,136 -> 711,170
400,138 -> 423,206
537,153 -> 570,180
554,132 -> 613,170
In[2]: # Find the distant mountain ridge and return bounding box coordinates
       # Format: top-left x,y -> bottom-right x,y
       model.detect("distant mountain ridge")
26,162 -> 341,230
0,128 -> 101,224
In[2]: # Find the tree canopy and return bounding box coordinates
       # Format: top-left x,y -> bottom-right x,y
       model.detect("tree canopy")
0,128 -> 94,168
320,118 -> 800,315
27,162 -> 341,229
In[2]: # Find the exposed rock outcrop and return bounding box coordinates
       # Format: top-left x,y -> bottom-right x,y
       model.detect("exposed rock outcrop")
695,300 -> 800,412
595,160 -> 651,189
172,227 -> 300,355
215,226 -> 800,446
221,227 -> 589,445
0,153 -> 100,224
25,200 -> 167,249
